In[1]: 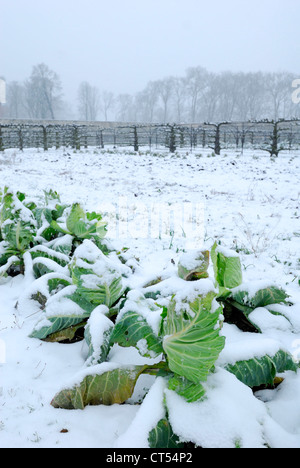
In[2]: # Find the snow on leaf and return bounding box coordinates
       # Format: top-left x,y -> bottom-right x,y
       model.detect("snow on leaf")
162,291 -> 225,383
51,365 -> 150,409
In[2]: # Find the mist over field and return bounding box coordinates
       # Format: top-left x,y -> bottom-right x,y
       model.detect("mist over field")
1,0 -> 300,122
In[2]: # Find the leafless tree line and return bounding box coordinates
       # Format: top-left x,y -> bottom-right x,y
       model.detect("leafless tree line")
1,120 -> 299,157
2,63 -> 300,123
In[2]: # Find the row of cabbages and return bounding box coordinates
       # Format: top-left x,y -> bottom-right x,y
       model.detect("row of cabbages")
1,187 -> 299,448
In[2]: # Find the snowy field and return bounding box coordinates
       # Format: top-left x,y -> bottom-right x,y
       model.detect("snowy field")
0,146 -> 299,448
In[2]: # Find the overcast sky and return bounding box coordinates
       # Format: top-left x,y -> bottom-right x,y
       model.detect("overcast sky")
1,0 -> 299,102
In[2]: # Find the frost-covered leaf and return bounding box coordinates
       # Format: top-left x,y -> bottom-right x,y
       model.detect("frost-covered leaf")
0,190 -> 37,254
70,240 -> 130,308
51,203 -> 107,243
178,250 -> 210,281
110,292 -> 163,358
75,276 -> 125,309
231,285 -> 290,310
270,349 -> 299,374
29,245 -> 70,266
0,255 -> 20,279
44,321 -> 86,343
148,418 -> 184,448
66,203 -> 86,234
18,271 -> 72,318
32,257 -> 68,279
225,349 -> 298,388
65,288 -> 96,315
84,306 -> 114,366
30,285 -> 90,340
30,313 -> 90,341
225,354 -> 276,387
221,284 -> 291,333
221,298 -> 261,333
33,198 -> 68,242
211,242 -> 243,289
110,309 -> 164,359
168,375 -> 206,403
162,291 -> 225,383
31,190 -> 67,241
51,364 -> 149,409
2,220 -> 35,254
32,260 -> 56,279
47,275 -> 72,294
47,234 -> 73,257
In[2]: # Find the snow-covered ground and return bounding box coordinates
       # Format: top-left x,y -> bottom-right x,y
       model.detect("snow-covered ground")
0,146 -> 299,448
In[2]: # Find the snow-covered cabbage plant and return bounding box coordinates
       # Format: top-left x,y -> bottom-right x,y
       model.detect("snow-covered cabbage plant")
210,242 -> 292,334
0,187 -> 107,278
0,188 -> 37,276
27,240 -> 131,340
4,188 -> 299,448
177,249 -> 209,281
51,285 -> 226,408
50,241 -> 299,448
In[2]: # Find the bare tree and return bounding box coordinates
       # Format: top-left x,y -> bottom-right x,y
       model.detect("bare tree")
244,72 -> 266,120
156,77 -> 174,123
24,63 -> 63,119
116,93 -> 135,122
6,81 -> 26,118
264,72 -> 295,121
172,76 -> 187,123
100,91 -> 114,121
201,73 -> 221,122
184,66 -> 208,123
135,82 -> 159,123
216,72 -> 239,121
78,81 -> 100,121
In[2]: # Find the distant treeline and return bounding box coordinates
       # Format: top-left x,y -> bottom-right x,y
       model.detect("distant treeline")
1,63 -> 300,123
1,119 -> 299,157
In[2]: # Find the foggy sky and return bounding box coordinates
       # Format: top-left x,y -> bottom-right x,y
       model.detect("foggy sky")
1,0 -> 300,103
